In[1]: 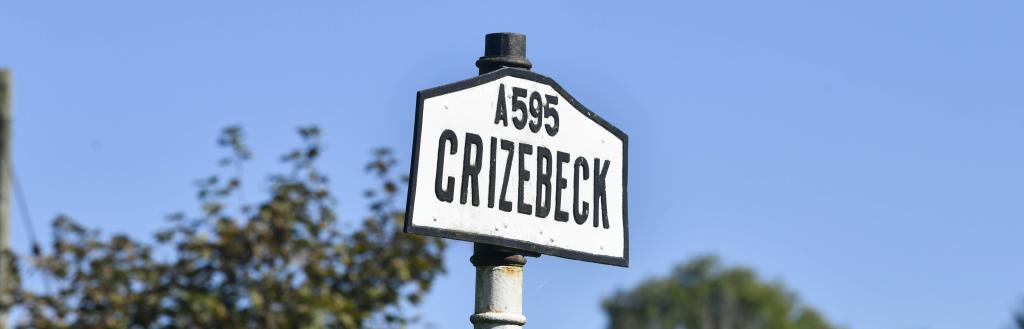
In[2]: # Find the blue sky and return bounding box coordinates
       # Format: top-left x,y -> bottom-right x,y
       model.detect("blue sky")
2,1 -> 1023,328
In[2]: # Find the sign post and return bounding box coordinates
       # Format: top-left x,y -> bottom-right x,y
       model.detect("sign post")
0,69 -> 10,329
468,33 -> 533,329
405,33 -> 628,328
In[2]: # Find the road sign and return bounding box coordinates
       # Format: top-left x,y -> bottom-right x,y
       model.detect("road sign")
405,67 -> 629,267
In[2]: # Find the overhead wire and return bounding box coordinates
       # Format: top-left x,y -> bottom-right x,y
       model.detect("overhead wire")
9,164 -> 51,292
9,164 -> 38,256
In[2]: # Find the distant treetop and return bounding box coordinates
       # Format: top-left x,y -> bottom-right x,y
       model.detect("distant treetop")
603,255 -> 839,329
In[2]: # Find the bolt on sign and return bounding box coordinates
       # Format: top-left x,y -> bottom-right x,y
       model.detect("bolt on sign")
405,68 -> 628,267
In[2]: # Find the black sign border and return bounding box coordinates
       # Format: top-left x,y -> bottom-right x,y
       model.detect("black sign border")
405,68 -> 629,267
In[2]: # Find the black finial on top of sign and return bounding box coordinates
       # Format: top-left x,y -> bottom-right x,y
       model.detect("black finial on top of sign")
476,32 -> 533,74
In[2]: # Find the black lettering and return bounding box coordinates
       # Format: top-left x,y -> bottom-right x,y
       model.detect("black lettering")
494,84 -> 508,126
435,130 -> 457,203
517,143 -> 534,215
593,158 -> 610,228
511,87 -> 527,130
573,157 -> 590,224
498,140 -> 515,212
544,94 -> 559,136
460,133 -> 483,206
554,151 -> 570,222
528,91 -> 543,133
535,146 -> 552,218
488,137 -> 497,208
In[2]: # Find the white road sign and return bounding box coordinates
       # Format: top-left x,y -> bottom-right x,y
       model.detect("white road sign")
405,68 -> 628,266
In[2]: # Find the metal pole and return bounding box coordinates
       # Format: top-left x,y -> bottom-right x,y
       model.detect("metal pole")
469,245 -> 527,329
469,33 -> 535,329
0,69 -> 11,329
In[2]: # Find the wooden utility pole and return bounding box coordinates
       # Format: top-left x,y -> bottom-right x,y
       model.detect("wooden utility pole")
0,68 -> 11,329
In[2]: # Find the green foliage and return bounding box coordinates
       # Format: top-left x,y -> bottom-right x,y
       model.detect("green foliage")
0,126 -> 446,328
603,255 -> 837,329
1014,300 -> 1024,329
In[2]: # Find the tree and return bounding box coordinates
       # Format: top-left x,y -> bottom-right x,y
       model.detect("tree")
0,126 -> 446,328
1014,299 -> 1024,329
602,255 -> 838,329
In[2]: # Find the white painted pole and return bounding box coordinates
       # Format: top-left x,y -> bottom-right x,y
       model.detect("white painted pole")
470,33 -> 535,328
470,246 -> 527,329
